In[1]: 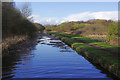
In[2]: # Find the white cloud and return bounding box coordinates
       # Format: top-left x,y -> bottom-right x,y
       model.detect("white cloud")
64,11 -> 118,21
32,11 -> 118,25
32,15 -> 62,25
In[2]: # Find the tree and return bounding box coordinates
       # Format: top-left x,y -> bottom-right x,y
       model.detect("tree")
107,22 -> 118,41
2,2 -> 37,38
20,2 -> 33,22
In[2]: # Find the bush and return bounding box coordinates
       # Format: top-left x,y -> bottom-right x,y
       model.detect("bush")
34,23 -> 45,32
72,23 -> 90,30
107,22 -> 118,41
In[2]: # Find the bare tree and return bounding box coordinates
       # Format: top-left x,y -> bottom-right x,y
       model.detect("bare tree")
20,2 -> 33,22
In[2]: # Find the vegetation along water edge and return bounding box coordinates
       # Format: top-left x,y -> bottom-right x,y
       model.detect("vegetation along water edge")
47,31 -> 120,79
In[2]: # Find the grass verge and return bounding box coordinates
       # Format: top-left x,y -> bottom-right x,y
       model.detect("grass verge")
47,31 -> 119,53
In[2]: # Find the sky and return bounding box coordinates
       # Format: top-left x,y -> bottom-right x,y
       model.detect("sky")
15,2 -> 118,25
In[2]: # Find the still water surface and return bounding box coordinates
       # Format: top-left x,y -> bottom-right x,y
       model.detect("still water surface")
3,36 -> 113,79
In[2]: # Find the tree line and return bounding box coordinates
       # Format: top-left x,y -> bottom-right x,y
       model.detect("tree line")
2,2 -> 44,39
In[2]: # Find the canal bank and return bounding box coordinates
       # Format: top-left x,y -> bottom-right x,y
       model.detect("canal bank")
47,32 -> 120,79
2,33 -> 115,79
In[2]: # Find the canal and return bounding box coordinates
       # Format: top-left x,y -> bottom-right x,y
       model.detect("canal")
2,34 -> 114,80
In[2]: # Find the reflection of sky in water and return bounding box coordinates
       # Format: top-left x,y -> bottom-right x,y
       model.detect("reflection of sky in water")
39,36 -> 61,44
3,36 -> 113,79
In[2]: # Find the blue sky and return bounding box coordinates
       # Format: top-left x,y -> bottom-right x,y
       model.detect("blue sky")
16,2 -> 118,25
31,2 -> 117,17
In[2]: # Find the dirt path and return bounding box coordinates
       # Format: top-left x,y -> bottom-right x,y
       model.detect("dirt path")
53,34 -> 119,57
74,38 -> 119,56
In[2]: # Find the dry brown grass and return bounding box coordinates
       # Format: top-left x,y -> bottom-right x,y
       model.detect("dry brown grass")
85,35 -> 107,42
2,35 -> 28,51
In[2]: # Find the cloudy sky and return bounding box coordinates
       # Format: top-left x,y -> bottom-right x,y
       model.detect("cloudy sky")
16,2 -> 118,25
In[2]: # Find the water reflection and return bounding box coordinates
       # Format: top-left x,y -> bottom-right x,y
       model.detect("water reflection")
2,35 -> 114,79
2,37 -> 37,79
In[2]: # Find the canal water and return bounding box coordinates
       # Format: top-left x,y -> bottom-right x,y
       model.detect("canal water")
2,35 -> 113,79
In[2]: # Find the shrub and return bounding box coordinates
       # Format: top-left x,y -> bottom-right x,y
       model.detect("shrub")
72,23 -> 86,30
107,22 -> 118,41
34,23 -> 45,32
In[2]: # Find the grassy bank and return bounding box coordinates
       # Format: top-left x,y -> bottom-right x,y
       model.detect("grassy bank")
47,31 -> 120,79
2,35 -> 36,56
47,32 -> 119,54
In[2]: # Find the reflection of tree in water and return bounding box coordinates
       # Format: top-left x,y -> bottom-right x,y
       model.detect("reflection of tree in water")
3,55 -> 21,78
2,38 -> 37,79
